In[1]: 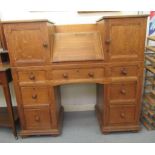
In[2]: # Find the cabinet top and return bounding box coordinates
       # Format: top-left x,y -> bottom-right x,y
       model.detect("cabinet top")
2,19 -> 54,24
97,14 -> 149,22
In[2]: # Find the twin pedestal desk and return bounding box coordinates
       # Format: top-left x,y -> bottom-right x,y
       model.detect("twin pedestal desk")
2,15 -> 148,137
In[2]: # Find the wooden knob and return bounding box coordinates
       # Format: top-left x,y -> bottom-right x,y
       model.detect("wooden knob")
121,68 -> 128,75
32,94 -> 37,99
35,115 -> 40,122
120,112 -> 125,118
63,73 -> 68,79
29,74 -> 35,80
120,89 -> 126,95
105,39 -> 111,44
88,72 -> 94,78
43,43 -> 48,48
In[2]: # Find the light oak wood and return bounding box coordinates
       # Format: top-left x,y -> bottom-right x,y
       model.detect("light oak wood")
18,70 -> 46,82
21,86 -> 49,107
3,15 -> 147,136
52,32 -> 104,62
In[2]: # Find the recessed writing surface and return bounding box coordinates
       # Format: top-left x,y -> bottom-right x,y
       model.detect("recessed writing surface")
52,32 -> 104,62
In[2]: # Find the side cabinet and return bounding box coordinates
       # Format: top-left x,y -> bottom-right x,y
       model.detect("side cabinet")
98,17 -> 147,62
3,21 -> 54,66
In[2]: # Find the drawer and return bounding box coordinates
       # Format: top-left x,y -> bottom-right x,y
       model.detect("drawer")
21,87 -> 49,106
18,70 -> 46,82
110,65 -> 138,77
109,81 -> 137,101
109,105 -> 136,124
24,107 -> 51,130
52,68 -> 104,80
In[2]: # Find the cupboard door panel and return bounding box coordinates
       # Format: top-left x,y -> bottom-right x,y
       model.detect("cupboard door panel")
107,18 -> 146,61
4,22 -> 50,65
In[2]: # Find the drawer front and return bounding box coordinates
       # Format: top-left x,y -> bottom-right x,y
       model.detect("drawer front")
24,107 -> 51,130
110,65 -> 138,77
21,87 -> 49,106
18,70 -> 46,82
52,68 -> 104,80
109,81 -> 137,102
109,105 -> 136,124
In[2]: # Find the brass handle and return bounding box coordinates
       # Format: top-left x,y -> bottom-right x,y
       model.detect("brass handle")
43,43 -> 48,48
35,115 -> 40,122
88,72 -> 94,78
120,112 -> 125,118
63,73 -> 68,79
105,39 -> 111,44
29,74 -> 35,80
120,89 -> 126,95
121,68 -> 128,75
32,94 -> 37,99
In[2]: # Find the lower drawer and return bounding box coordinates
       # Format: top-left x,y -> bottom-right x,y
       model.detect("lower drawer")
24,107 -> 52,130
108,105 -> 136,124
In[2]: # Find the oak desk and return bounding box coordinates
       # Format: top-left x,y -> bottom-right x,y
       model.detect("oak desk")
3,15 -> 148,137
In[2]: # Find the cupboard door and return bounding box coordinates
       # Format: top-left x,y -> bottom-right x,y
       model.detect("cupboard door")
106,18 -> 147,62
4,22 -> 50,65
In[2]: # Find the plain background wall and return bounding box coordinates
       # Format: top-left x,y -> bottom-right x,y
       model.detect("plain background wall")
0,11 -> 146,111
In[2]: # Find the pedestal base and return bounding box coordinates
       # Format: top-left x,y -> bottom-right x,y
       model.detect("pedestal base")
20,106 -> 64,137
95,105 -> 141,134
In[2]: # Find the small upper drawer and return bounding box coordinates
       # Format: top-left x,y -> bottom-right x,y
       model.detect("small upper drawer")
51,68 -> 104,80
21,86 -> 49,106
18,70 -> 46,82
109,105 -> 136,124
110,65 -> 138,77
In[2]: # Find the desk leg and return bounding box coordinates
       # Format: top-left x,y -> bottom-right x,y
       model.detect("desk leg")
2,83 -> 17,139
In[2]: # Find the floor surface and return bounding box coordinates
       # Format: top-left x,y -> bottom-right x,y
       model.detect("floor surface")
0,111 -> 155,143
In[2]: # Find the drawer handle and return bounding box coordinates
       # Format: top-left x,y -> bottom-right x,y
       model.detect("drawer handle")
88,72 -> 94,78
29,74 -> 35,80
63,73 -> 68,79
35,115 -> 40,122
121,68 -> 128,75
105,39 -> 111,44
120,112 -> 125,118
32,94 -> 37,99
120,89 -> 126,95
43,43 -> 48,48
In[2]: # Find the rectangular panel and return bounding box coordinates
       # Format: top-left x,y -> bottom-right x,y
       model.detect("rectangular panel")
110,65 -> 138,77
107,18 -> 147,61
51,68 -> 104,80
109,105 -> 136,124
52,32 -> 104,62
18,70 -> 46,82
21,87 -> 49,106
109,81 -> 137,102
3,22 -> 50,65
24,107 -> 51,130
